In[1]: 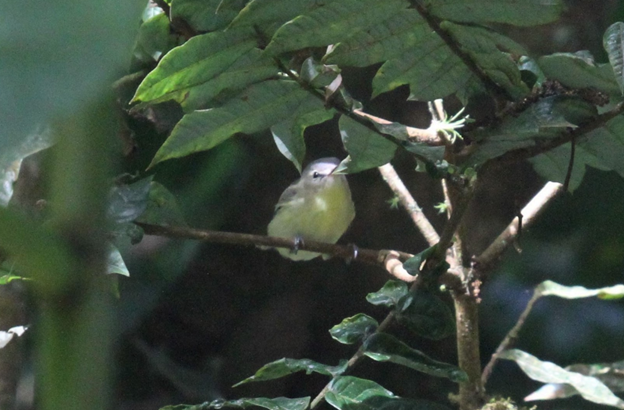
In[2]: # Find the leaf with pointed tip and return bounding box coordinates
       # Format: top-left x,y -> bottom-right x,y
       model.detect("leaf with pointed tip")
363,333 -> 467,382
500,349 -> 624,409
325,376 -> 396,410
234,358 -> 347,387
170,0 -> 247,32
264,0 -> 409,57
538,52 -> 621,95
402,246 -> 437,276
329,314 -> 378,345
107,245 -> 130,277
423,0 -> 564,26
366,280 -> 409,308
337,116 -> 397,174
396,290 -> 455,340
133,28 -> 276,111
151,81 -> 330,166
603,22 -> 624,95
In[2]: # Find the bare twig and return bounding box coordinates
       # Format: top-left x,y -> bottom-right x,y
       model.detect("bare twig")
475,182 -> 564,269
481,289 -> 541,384
378,164 -> 440,246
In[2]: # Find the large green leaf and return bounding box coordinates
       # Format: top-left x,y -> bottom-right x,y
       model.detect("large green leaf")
133,12 -> 179,64
329,314 -> 379,345
363,333 -> 467,382
396,290 -> 455,340
423,0 -> 564,26
264,0 -> 409,57
170,0 -> 247,32
229,0 -> 321,38
133,28 -> 276,111
443,22 -> 529,100
234,358 -> 347,386
538,52 -> 621,95
603,22 -> 624,95
325,376 -> 396,410
337,116 -> 397,173
500,349 -> 624,409
151,80 -> 329,166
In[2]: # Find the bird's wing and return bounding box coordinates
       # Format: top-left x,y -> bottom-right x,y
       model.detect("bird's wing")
274,183 -> 301,212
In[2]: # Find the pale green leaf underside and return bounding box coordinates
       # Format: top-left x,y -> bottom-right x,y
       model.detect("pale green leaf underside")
133,28 -> 276,111
536,280 -> 624,299
151,81 -> 330,166
538,53 -> 621,95
424,0 -> 564,27
603,22 -> 624,95
500,349 -> 624,409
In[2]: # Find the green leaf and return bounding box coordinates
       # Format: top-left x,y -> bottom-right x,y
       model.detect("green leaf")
402,246 -> 437,276
603,22 -> 624,95
325,376 -> 396,410
234,358 -> 347,387
529,144 -> 603,192
0,274 -> 32,285
229,0 -> 320,38
442,23 -> 529,100
538,52 -> 621,95
264,0 -> 409,57
337,116 -> 397,173
271,107 -> 337,173
107,176 -> 153,224
396,290 -> 455,340
536,280 -> 624,300
170,0 -> 247,32
576,114 -> 624,178
329,314 -> 378,344
366,280 -> 409,308
363,333 -> 467,382
133,13 -> 179,63
136,181 -> 188,227
423,0 -> 564,26
151,80 -> 329,166
133,28 -> 276,111
161,397 -> 312,410
499,349 -> 624,409
106,245 -> 130,277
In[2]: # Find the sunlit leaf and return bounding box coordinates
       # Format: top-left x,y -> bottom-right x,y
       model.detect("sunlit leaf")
329,314 -> 378,345
133,28 -> 276,111
234,358 -> 347,386
366,280 -> 409,308
151,80 -> 330,166
536,280 -> 624,300
499,349 -> 624,409
423,0 -> 563,26
325,376 -> 396,410
363,333 -> 467,382
603,22 -> 624,95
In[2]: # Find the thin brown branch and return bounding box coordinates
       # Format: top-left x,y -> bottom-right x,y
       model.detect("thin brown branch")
475,182 -> 564,270
378,164 -> 440,246
481,289 -> 541,385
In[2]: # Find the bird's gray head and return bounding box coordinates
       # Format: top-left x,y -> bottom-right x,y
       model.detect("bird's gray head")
301,157 -> 341,186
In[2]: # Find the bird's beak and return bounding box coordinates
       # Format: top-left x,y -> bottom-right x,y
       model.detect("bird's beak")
330,161 -> 348,175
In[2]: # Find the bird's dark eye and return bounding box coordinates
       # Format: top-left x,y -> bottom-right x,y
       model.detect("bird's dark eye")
312,171 -> 321,179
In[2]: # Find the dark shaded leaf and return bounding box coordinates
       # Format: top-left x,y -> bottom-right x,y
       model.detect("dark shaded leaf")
329,314 -> 378,345
538,52 -> 621,95
336,116 -> 397,174
363,333 -> 467,382
171,0 -> 247,32
160,397 -> 310,410
366,280 -> 409,308
133,13 -> 179,63
234,358 -> 347,386
402,246 -> 437,276
396,290 -> 455,340
375,398 -> 453,410
136,181 -> 188,227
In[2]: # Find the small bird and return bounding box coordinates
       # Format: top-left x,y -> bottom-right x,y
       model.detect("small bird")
267,157 -> 355,261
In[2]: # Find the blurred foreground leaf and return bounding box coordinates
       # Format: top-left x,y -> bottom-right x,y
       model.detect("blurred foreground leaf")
536,280 -> 624,300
